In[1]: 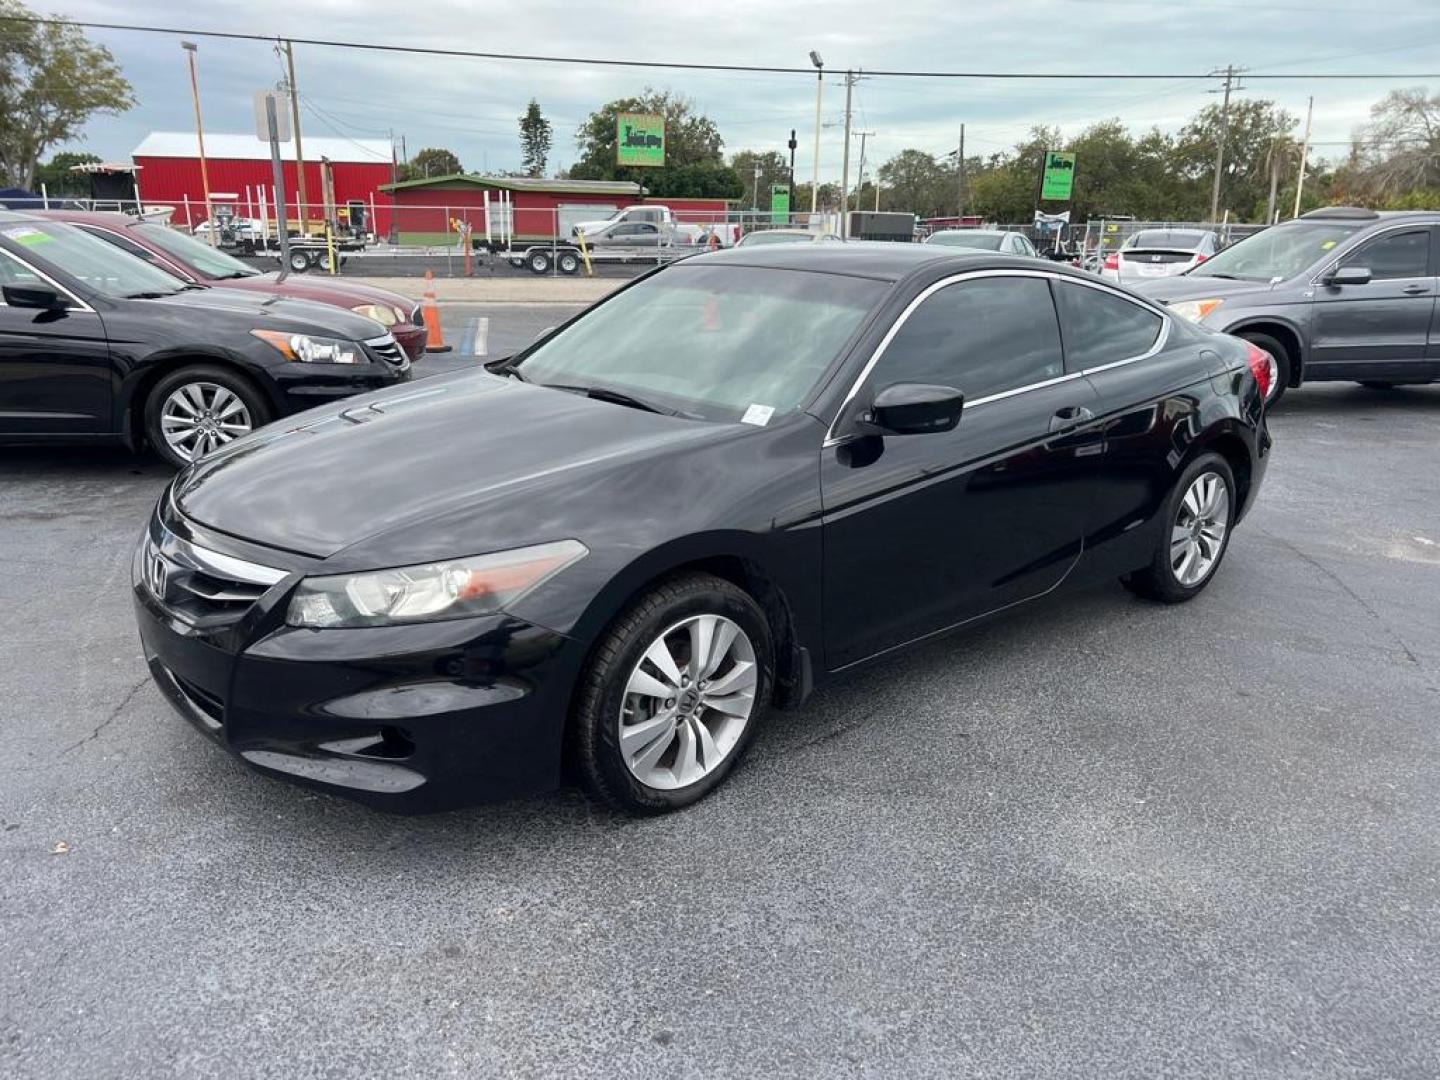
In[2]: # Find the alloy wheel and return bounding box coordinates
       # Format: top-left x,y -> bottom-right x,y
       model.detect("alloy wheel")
618,613 -> 758,791
1171,471 -> 1230,587
160,382 -> 253,463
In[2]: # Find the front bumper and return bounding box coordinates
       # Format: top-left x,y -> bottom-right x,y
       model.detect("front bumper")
131,524 -> 580,812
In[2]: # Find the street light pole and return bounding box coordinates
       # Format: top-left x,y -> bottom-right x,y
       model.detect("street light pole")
181,41 -> 216,247
809,51 -> 824,215
839,70 -> 855,238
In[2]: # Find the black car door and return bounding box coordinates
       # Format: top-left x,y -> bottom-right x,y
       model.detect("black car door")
820,271 -> 1103,670
1309,225 -> 1436,378
0,247 -> 112,435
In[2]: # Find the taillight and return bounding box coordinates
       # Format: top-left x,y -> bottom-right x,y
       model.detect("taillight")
1103,253 -> 1119,270
1244,341 -> 1278,401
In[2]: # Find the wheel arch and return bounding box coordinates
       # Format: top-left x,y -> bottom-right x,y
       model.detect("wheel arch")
120,351 -> 279,451
565,534 -> 815,711
1191,422 -> 1256,517
1226,317 -> 1305,386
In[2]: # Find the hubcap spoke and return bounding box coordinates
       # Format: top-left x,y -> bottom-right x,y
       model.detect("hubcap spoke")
1172,471 -> 1229,587
161,381 -> 252,462
618,613 -> 757,792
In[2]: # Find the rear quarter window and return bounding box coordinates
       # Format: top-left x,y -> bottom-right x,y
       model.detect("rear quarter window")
1053,281 -> 1164,371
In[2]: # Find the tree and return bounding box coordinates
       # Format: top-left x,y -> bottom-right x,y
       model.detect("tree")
729,150 -> 789,208
400,147 -> 462,181
33,150 -> 100,196
570,89 -> 731,195
0,1 -> 134,189
1175,99 -> 1297,221
1334,87 -> 1440,207
876,149 -> 955,218
518,99 -> 552,178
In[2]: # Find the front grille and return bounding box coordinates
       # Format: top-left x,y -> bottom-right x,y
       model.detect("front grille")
143,528 -> 288,628
364,333 -> 409,370
172,671 -> 225,728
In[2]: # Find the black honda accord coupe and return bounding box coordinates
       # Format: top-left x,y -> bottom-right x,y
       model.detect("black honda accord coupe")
133,244 -> 1273,814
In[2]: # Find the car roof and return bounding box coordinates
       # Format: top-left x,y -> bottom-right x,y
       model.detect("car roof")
27,209 -> 141,228
931,229 -> 1012,237
687,242 -> 1042,282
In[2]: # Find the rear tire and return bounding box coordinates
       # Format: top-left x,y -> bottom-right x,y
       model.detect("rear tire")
143,365 -> 272,469
570,573 -> 773,814
526,250 -> 553,275
1122,452 -> 1236,604
287,249 -> 313,273
1237,331 -> 1291,404
557,251 -> 581,275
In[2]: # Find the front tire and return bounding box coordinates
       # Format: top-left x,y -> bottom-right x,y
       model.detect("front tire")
1238,331 -> 1291,404
571,573 -> 773,814
143,365 -> 272,469
526,250 -> 553,275
1122,452 -> 1236,604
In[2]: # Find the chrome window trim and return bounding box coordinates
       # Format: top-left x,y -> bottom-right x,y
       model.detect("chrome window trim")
823,267 -> 1171,446
1308,220 -> 1436,286
0,248 -> 95,312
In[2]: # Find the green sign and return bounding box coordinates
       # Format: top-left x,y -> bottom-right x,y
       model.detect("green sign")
1041,150 -> 1076,201
616,113 -> 666,167
770,184 -> 790,224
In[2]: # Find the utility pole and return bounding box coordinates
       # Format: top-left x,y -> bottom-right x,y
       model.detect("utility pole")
1293,95 -> 1314,219
839,70 -> 856,238
957,124 -> 966,219
854,131 -> 874,214
180,41 -> 216,246
387,128 -> 399,244
809,52 -> 824,215
1208,65 -> 1244,223
1265,139 -> 1281,225
283,40 -> 308,232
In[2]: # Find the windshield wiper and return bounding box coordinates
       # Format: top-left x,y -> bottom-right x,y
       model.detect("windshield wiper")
211,271 -> 255,280
542,383 -> 681,416
484,357 -> 527,381
1201,272 -> 1244,280
121,290 -> 182,299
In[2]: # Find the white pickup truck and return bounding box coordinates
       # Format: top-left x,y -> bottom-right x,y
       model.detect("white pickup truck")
571,205 -> 703,244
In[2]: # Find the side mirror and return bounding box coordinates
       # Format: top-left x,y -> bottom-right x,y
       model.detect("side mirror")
870,383 -> 965,435
1327,265 -> 1372,287
2,283 -> 67,310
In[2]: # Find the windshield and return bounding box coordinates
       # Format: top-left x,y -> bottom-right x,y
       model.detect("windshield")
135,223 -> 260,279
739,231 -> 814,246
1189,222 -> 1362,282
515,265 -> 886,422
0,220 -> 187,298
928,232 -> 1004,250
1127,230 -> 1209,250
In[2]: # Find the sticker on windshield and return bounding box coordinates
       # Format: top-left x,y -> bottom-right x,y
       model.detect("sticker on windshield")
1321,240 -> 1337,250
740,404 -> 774,427
2,226 -> 51,246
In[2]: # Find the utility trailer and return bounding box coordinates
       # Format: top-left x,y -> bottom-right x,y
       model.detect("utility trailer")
493,238 -> 698,276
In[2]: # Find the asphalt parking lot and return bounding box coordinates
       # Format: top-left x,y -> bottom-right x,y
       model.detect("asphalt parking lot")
2,330 -> 1438,1077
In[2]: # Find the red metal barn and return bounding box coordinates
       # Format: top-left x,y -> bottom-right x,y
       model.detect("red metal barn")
131,132 -> 395,234
380,174 -> 733,245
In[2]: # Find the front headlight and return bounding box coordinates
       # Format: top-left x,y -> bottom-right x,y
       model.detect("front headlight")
351,303 -> 402,327
1169,298 -> 1225,323
251,329 -> 363,364
286,540 -> 588,628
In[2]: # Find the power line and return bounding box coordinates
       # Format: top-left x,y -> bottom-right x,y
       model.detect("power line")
2,16 -> 1439,80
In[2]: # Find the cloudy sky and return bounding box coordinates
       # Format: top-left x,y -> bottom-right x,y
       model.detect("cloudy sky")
47,0 -> 1440,179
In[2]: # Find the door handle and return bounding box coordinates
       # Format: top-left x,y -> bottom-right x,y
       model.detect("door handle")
1048,405 -> 1094,434
1402,284 -> 1431,295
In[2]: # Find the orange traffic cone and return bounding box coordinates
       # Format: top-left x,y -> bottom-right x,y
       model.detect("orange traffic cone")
421,270 -> 450,353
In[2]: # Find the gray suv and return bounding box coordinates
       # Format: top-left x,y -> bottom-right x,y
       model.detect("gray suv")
1137,207 -> 1439,401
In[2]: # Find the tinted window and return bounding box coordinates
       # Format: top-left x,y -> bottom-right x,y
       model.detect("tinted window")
1127,230 -> 1211,250
927,232 -> 1003,250
1343,229 -> 1430,280
0,250 -> 47,296
1053,282 -> 1163,370
876,277 -> 1063,400
77,225 -> 164,264
1191,221 -> 1361,282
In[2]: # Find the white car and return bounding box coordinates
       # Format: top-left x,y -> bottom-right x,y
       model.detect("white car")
192,217 -> 261,240
925,229 -> 1038,257
1101,229 -> 1218,284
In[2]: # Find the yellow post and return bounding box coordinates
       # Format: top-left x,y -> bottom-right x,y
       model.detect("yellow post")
575,228 -> 594,277
325,224 -> 337,275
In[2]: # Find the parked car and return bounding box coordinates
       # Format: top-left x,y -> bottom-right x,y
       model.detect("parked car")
735,228 -> 840,247
1101,229 -> 1219,284
132,242 -> 1271,815
34,210 -> 427,363
571,204 -> 703,244
1136,207 -> 1440,400
925,229 -> 1038,257
192,217 -> 261,242
0,212 -> 410,467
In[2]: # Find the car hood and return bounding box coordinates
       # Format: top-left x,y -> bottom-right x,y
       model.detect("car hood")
218,273 -> 418,316
1133,275 -> 1277,303
173,372 -> 741,561
147,287 -> 387,340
